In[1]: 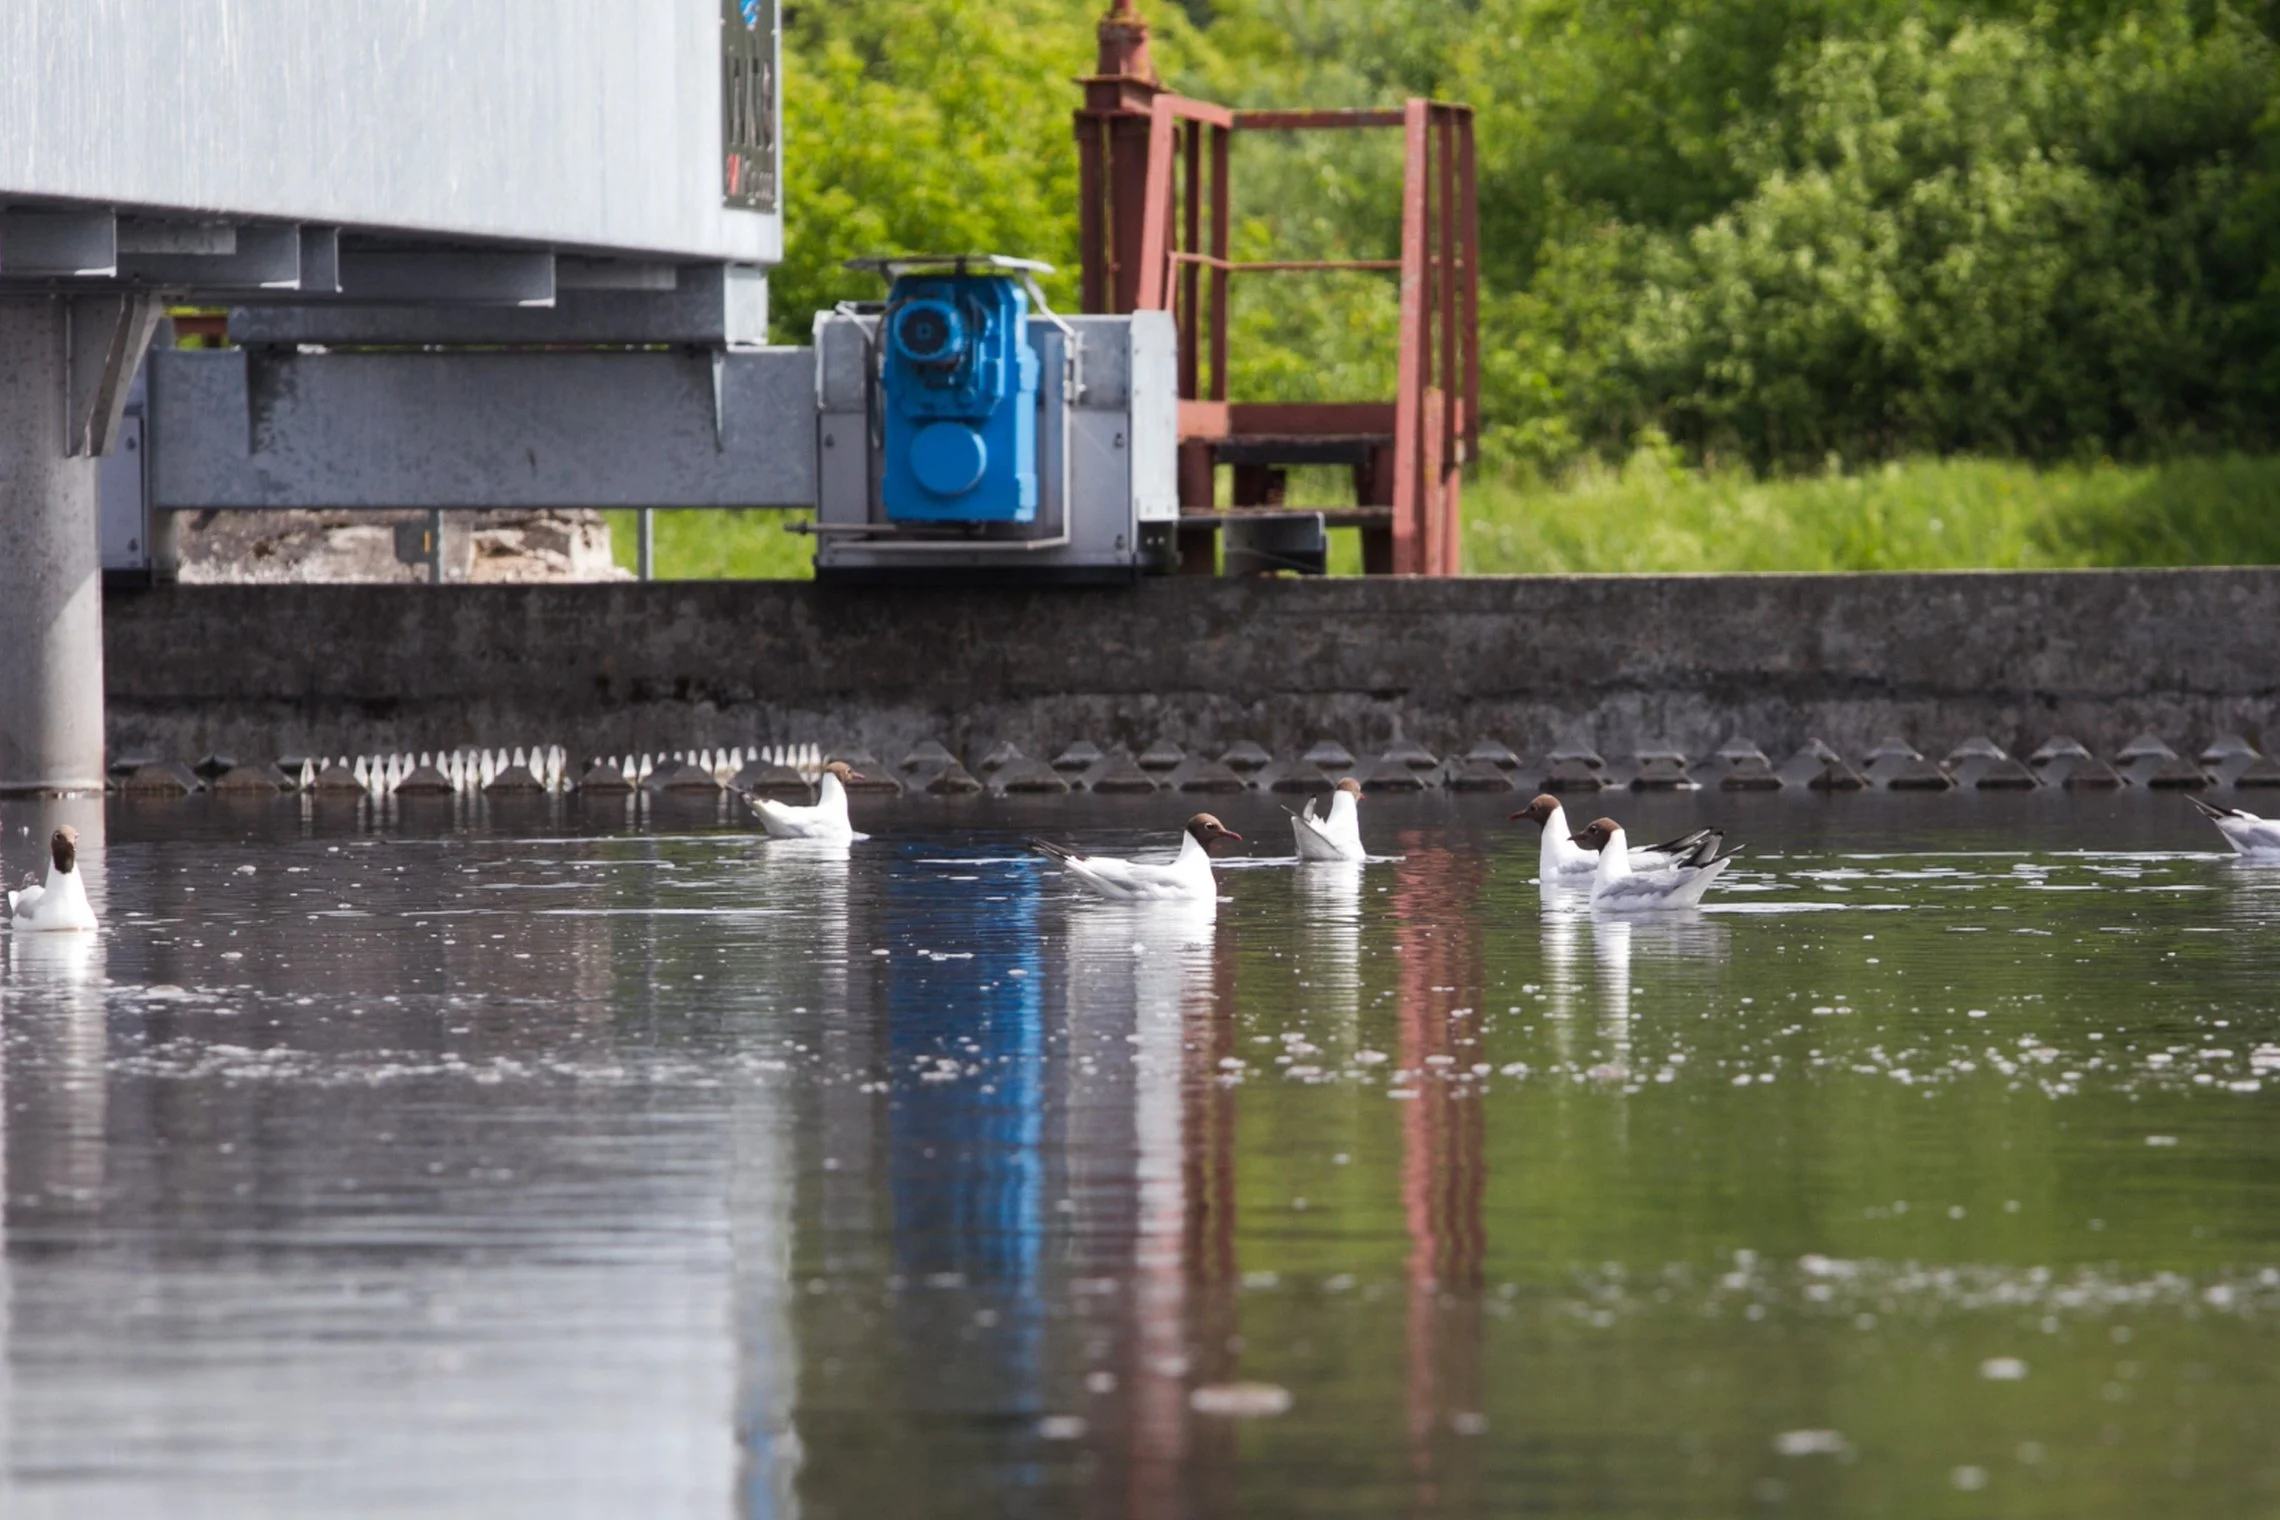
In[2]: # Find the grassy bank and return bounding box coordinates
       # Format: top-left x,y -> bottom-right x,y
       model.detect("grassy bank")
1464,450 -> 2280,574
601,509 -> 816,580
607,454 -> 2280,579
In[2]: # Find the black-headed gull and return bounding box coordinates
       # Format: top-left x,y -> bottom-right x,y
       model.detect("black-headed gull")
8,827 -> 97,932
1031,814 -> 1243,901
1510,794 -> 1720,886
744,760 -> 868,841
2189,797 -> 2280,855
1568,816 -> 1738,911
1289,777 -> 1366,862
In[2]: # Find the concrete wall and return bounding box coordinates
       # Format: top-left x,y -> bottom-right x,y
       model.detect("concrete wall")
102,570 -> 2280,763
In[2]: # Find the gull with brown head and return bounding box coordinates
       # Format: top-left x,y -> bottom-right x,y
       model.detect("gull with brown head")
8,826 -> 97,932
1567,815 -> 1740,911
1510,792 -> 1723,889
1031,813 -> 1244,903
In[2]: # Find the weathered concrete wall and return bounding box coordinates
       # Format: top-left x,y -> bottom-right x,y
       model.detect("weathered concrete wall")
102,570 -> 2280,763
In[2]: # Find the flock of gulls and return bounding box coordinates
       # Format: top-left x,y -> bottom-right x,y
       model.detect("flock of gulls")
697,756 -> 1743,911
16,730 -> 2280,931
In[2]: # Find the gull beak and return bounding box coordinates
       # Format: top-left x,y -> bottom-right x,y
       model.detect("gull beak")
848,771 -> 867,783
1221,828 -> 1243,842
1568,829 -> 1595,845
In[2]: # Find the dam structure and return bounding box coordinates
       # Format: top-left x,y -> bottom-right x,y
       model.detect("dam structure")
5,2 -> 2266,795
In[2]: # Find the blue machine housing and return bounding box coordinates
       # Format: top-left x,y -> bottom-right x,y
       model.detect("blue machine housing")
880,273 -> 1039,523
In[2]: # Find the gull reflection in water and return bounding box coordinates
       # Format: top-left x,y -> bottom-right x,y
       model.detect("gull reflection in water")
1586,912 -> 1731,1072
738,835 -> 855,1515
4,800 -> 110,1222
752,836 -> 853,916
4,914 -> 110,1492
1061,895 -> 1219,1517
1542,906 -> 1729,1097
1296,860 -> 1365,1040
1538,911 -> 1582,1066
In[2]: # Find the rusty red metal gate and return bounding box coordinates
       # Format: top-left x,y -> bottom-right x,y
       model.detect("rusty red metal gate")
1076,2 -> 1479,576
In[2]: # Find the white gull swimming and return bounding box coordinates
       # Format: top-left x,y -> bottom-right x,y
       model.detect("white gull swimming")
744,760 -> 868,841
2190,797 -> 2280,856
1031,814 -> 1243,902
8,826 -> 97,932
1289,777 -> 1367,862
1569,816 -> 1739,912
1511,793 -> 1722,887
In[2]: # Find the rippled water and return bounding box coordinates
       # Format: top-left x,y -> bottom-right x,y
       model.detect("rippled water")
3,789 -> 2279,1517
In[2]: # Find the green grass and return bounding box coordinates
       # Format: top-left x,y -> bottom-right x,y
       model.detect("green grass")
604,454 -> 2280,579
603,508 -> 817,579
1464,449 -> 2280,574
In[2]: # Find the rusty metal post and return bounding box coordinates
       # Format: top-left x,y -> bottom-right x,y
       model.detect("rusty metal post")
1438,109 -> 1465,573
1209,125 -> 1230,402
1134,97 -> 1179,312
1457,110 -> 1481,463
1180,120 -> 1201,399
1422,388 -> 1446,576
1390,99 -> 1432,576
1076,1 -> 1163,315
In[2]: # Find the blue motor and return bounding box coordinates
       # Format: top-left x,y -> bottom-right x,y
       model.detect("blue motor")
879,271 -> 1039,523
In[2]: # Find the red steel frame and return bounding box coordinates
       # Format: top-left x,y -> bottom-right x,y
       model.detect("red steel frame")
1076,4 -> 1479,576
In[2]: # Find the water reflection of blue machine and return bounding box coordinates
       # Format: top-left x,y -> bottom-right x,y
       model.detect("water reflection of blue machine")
887,856 -> 1047,1284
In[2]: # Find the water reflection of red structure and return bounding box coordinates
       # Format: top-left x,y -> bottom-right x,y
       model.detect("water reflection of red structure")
1391,840 -> 1488,1510
1118,839 -> 1489,1515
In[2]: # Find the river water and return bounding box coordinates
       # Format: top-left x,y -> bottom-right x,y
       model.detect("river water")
1,789 -> 2276,1518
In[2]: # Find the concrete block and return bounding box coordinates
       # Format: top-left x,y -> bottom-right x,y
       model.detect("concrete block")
990,758 -> 1070,796
394,764 -> 455,795
210,762 -> 289,792
1051,741 -> 1104,773
1218,741 -> 1273,774
1082,751 -> 1158,795
1169,759 -> 1245,794
483,764 -> 546,793
120,760 -> 202,794
1445,758 -> 1519,792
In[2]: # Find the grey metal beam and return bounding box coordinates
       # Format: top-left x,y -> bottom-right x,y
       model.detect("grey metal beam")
334,249 -> 556,305
119,223 -> 302,290
227,262 -> 768,346
148,344 -> 817,510
299,227 -> 341,295
0,210 -> 117,277
556,258 -> 679,292
115,218 -> 235,255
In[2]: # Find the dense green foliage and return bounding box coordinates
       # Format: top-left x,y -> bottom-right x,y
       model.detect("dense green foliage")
778,0 -> 2280,476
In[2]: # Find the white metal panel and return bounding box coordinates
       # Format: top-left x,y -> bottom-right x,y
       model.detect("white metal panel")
1123,311 -> 1179,522
0,1 -> 779,264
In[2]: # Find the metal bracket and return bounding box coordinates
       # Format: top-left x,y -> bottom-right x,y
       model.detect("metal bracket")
65,293 -> 165,457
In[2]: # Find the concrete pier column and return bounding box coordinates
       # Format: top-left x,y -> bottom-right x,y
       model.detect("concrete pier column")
0,297 -> 159,794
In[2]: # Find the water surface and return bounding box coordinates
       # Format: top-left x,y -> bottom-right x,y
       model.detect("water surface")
3,789 -> 2277,1517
